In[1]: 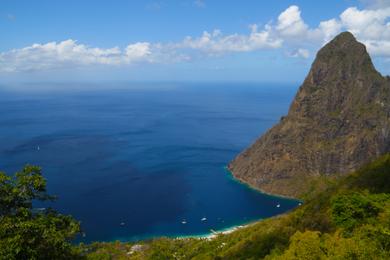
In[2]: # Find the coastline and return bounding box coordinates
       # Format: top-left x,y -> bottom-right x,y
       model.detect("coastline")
97,166 -> 301,244
109,221 -> 255,243
224,166 -> 301,201
173,167 -> 302,241
175,222 -> 253,240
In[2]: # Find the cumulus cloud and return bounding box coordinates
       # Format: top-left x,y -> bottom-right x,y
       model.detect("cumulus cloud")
273,5 -> 343,45
317,19 -> 343,43
125,42 -> 152,61
264,4 -> 390,59
340,7 -> 390,39
338,7 -> 390,56
175,25 -> 282,54
0,40 -> 158,72
271,5 -> 390,58
276,5 -> 309,38
3,4 -> 390,73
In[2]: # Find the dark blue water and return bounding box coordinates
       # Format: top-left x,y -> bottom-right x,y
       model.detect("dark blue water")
0,82 -> 299,242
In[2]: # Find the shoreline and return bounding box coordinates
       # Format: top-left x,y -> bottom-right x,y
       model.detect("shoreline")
173,167 -> 301,241
175,222 -> 252,240
224,166 -> 301,201
89,166 -> 301,244
107,221 -> 255,244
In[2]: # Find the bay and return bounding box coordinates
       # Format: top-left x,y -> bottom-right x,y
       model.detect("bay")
0,82 -> 299,242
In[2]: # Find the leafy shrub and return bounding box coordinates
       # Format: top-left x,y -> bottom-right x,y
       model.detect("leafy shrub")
331,192 -> 380,231
0,166 -> 82,259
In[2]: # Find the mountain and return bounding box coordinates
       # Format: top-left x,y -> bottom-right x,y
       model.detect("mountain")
228,32 -> 390,198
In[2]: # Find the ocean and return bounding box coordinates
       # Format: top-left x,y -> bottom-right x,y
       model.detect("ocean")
0,82 -> 299,242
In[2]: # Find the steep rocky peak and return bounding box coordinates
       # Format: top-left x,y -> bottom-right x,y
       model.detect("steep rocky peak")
229,31 -> 390,197
306,31 -> 377,87
289,31 -> 383,117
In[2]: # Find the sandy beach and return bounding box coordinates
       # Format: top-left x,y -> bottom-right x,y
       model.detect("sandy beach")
176,223 -> 250,240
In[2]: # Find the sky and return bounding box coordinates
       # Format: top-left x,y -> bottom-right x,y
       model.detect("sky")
1,0 -> 390,83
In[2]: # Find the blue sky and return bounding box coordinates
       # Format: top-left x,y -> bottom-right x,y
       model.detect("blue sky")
1,0 -> 390,83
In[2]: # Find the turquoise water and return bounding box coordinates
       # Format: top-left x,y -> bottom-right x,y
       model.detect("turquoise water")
0,82 -> 300,242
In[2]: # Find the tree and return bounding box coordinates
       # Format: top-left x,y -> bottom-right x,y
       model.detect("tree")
0,165 -> 82,259
331,192 -> 380,231
275,231 -> 326,260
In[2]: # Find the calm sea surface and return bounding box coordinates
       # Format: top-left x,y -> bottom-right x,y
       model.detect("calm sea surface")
0,82 -> 299,242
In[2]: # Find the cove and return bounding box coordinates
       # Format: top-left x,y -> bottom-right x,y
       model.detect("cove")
0,82 -> 300,243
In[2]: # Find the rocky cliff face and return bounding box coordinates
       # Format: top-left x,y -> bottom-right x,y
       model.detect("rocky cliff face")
228,32 -> 390,198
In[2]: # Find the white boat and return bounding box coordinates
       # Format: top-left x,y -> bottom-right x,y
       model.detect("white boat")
276,204 -> 281,208
181,220 -> 187,224
201,217 -> 207,221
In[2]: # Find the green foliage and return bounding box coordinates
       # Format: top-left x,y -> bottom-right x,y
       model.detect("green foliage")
0,165 -> 52,216
87,154 -> 390,259
84,241 -> 137,260
3,154 -> 390,259
0,166 -> 82,260
345,153 -> 390,193
331,192 -> 380,231
221,221 -> 294,259
273,231 -> 326,260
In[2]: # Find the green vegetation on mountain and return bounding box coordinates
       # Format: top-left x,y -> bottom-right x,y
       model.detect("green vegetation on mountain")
85,154 -> 390,259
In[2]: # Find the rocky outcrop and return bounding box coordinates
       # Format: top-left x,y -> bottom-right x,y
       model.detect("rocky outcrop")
228,32 -> 390,198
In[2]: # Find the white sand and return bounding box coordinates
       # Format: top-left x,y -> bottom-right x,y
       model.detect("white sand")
176,224 -> 248,241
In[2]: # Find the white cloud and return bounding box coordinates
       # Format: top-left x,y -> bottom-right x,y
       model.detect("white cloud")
338,7 -> 390,56
175,26 -> 282,54
0,40 -> 156,72
267,5 -> 390,59
276,5 -> 308,38
340,7 -> 390,39
288,48 -> 310,59
125,42 -> 152,61
364,40 -> 390,56
4,4 -> 390,73
273,6 -> 343,45
317,19 -> 343,43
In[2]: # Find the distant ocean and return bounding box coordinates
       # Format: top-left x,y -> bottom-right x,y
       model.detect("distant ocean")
0,82 -> 299,242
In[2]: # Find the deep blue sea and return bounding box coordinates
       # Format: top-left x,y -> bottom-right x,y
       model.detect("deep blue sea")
0,82 -> 299,243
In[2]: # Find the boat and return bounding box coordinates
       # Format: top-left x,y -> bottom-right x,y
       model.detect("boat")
201,217 -> 207,221
276,204 -> 281,208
